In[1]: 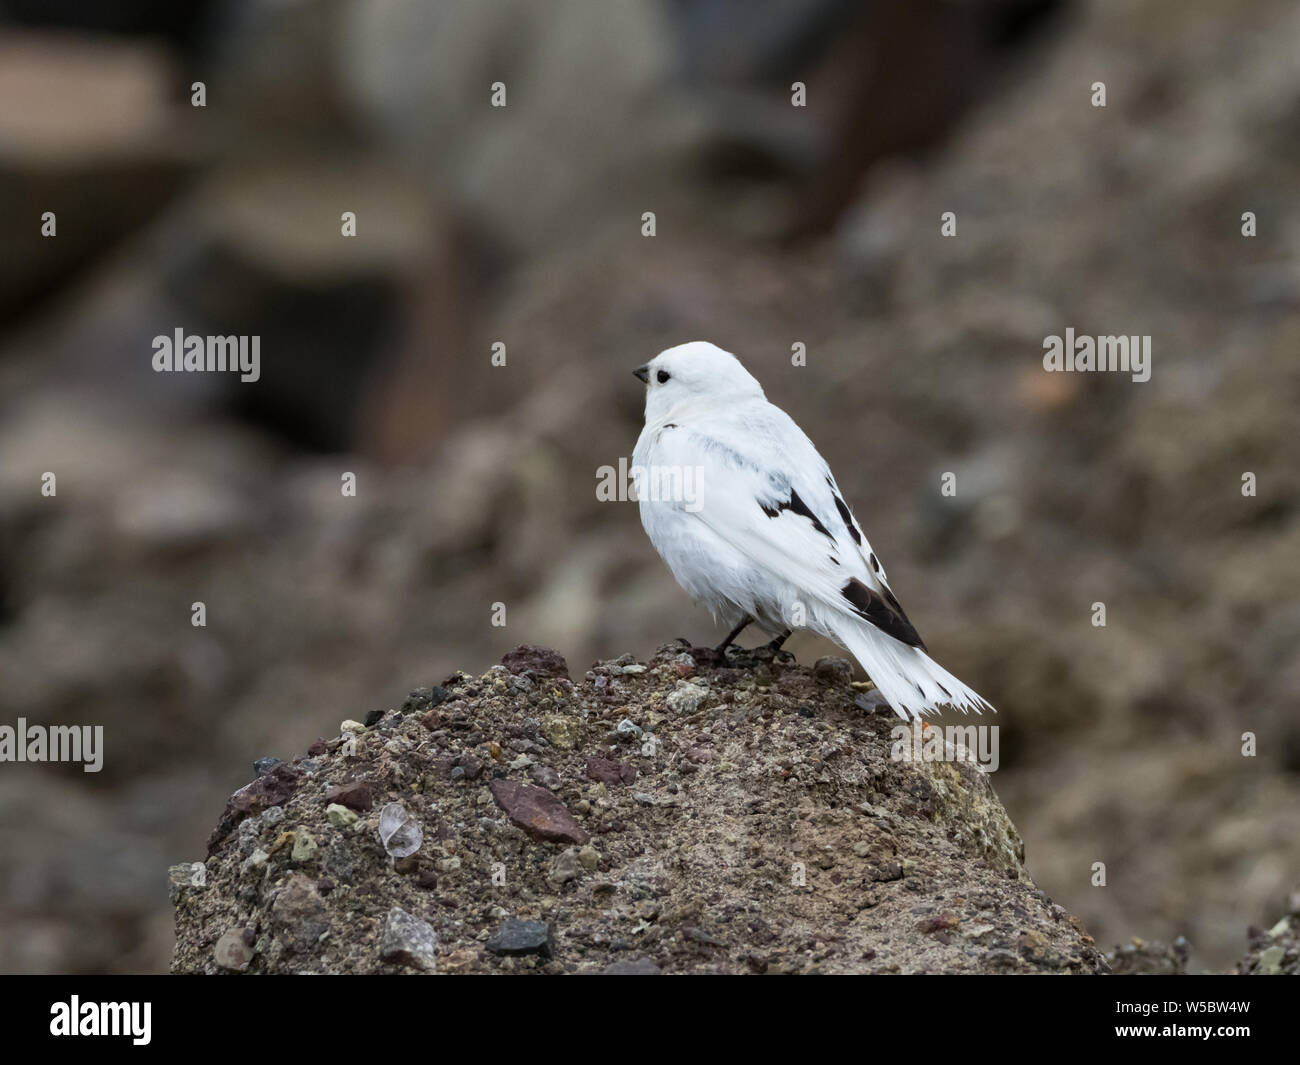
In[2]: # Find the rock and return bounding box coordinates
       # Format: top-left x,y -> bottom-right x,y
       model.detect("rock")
666,680 -> 710,714
206,765 -> 301,855
813,657 -> 854,684
241,849 -> 268,874
529,764 -> 562,789
1106,936 -> 1191,975
0,33 -> 196,325
500,645 -> 569,680
401,687 -> 450,713
488,779 -> 589,845
172,654 -> 1105,974
486,920 -> 554,959
854,691 -> 892,715
548,848 -> 581,888
253,757 -> 284,776
167,861 -> 207,904
291,830 -> 318,864
269,873 -> 329,954
323,778 -> 376,812
378,803 -> 423,858
539,715 -> 580,750
916,913 -> 960,935
378,906 -> 439,971
1017,929 -> 1060,966
585,756 -> 636,786
213,928 -> 254,972
671,654 -> 697,677
1235,896 -> 1300,975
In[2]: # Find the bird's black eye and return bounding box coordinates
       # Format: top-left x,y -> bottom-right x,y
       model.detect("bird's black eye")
657,370 -> 670,383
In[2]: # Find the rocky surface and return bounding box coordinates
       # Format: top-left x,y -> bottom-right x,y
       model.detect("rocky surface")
171,645 -> 1107,974
1104,890 -> 1300,976
1235,892 -> 1300,976
1105,935 -> 1192,975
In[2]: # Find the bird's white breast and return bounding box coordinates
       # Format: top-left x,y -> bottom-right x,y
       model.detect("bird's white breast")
633,417 -> 797,630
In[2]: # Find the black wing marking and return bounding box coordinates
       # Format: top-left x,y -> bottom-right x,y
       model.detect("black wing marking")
826,479 -> 862,546
759,488 -> 834,542
841,577 -> 926,649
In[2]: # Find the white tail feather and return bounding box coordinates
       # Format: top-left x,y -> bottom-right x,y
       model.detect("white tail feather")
828,617 -> 994,722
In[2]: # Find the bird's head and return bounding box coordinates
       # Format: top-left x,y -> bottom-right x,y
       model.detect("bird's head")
633,341 -> 764,422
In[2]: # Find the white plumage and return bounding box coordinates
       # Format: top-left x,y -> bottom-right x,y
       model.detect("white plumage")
631,341 -> 993,722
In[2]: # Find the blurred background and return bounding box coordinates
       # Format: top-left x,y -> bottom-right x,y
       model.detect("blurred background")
0,0 -> 1297,974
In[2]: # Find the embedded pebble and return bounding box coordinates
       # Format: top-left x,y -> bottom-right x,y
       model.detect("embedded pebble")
291,830 -> 317,863
485,919 -> 554,958
253,757 -> 283,777
378,906 -> 439,971
378,803 -> 423,858
667,681 -> 710,714
213,927 -> 254,971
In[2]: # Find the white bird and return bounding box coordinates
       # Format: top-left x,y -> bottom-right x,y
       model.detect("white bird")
631,340 -> 993,722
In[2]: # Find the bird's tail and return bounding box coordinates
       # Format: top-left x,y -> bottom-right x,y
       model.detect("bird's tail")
828,616 -> 994,722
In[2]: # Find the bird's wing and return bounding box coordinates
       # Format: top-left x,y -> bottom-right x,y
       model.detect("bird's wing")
653,404 -> 925,648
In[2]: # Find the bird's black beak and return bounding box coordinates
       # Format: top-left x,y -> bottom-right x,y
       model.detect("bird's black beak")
633,364 -> 650,383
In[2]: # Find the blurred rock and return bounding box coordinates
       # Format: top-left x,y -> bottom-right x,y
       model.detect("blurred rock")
1236,897 -> 1300,975
340,0 -> 675,253
161,159 -> 465,457
0,32 -> 197,324
1106,935 -> 1191,975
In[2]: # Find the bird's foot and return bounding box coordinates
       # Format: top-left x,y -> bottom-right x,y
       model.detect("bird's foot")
689,644 -> 727,667
691,642 -> 795,670
744,630 -> 794,665
685,627 -> 794,669
745,642 -> 795,666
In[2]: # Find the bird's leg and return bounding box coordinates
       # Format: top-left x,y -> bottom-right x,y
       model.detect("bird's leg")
714,616 -> 754,655
765,629 -> 793,652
